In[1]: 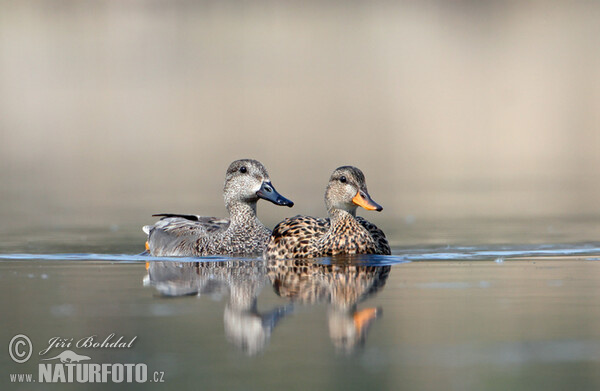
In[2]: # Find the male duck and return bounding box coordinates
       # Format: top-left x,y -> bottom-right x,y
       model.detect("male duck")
144,159 -> 293,256
265,166 -> 390,259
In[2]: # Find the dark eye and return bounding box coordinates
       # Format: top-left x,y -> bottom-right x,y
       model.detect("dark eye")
239,166 -> 247,174
339,176 -> 347,183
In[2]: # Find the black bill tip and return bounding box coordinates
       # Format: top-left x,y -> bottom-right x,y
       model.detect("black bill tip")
257,181 -> 294,208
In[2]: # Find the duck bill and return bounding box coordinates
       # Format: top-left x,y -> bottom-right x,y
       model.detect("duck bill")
257,181 -> 294,207
352,190 -> 383,211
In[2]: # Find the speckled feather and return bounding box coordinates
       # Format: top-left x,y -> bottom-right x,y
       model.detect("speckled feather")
146,212 -> 272,256
266,213 -> 390,259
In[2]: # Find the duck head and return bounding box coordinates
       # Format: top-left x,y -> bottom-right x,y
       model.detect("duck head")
224,159 -> 294,209
325,166 -> 383,215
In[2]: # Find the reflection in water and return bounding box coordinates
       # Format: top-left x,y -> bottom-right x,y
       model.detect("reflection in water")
144,260 -> 292,355
143,258 -> 390,355
267,259 -> 391,354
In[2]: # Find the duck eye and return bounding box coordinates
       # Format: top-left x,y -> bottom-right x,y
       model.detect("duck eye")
339,176 -> 347,183
239,166 -> 247,174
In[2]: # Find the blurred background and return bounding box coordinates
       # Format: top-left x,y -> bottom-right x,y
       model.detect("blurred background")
1,0 -> 599,251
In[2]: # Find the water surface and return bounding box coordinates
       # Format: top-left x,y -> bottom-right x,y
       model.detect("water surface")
2,240 -> 600,390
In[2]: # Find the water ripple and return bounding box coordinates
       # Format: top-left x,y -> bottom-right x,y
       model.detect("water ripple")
0,242 -> 598,264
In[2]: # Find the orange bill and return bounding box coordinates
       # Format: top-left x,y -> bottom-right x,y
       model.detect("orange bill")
352,191 -> 383,211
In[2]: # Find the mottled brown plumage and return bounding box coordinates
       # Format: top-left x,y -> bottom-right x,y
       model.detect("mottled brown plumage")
265,166 -> 390,259
144,159 -> 293,257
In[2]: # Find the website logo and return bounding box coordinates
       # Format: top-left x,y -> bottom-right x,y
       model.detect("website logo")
8,333 -> 165,384
41,350 -> 91,363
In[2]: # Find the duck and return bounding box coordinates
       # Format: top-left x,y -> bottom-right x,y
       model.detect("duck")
144,159 -> 294,257
265,166 -> 390,259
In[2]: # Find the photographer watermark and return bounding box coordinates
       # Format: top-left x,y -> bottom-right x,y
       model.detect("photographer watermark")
8,334 -> 32,364
8,333 -> 165,384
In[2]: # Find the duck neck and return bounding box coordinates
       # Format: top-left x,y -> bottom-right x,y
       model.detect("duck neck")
227,201 -> 262,227
328,208 -> 358,227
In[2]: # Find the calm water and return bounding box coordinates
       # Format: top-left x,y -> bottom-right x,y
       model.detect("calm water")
2,226 -> 600,390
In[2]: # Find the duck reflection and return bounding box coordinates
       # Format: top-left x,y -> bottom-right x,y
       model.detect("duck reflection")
267,258 -> 391,354
143,258 -> 390,355
143,260 -> 292,355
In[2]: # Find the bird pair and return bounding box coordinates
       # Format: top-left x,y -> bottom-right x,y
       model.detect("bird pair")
143,159 -> 390,259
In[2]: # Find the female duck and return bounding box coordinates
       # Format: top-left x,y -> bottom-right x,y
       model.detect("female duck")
144,159 -> 293,257
265,166 -> 390,259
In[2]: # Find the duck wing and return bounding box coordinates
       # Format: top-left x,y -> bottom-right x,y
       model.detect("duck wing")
355,217 -> 391,255
150,214 -> 229,233
143,214 -> 230,256
265,215 -> 330,260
